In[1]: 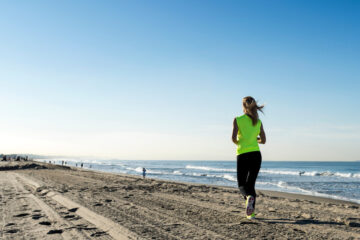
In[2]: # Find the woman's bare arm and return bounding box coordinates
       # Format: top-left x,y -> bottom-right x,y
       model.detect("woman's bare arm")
232,118 -> 239,145
257,123 -> 266,144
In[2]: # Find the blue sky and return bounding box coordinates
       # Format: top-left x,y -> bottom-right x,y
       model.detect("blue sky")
0,1 -> 359,160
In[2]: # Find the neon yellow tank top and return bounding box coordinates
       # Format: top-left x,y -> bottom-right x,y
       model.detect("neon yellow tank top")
236,114 -> 261,155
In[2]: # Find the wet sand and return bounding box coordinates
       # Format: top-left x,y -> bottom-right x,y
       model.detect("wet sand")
1,161 -> 359,239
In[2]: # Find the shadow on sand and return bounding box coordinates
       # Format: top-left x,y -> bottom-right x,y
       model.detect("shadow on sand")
257,218 -> 345,226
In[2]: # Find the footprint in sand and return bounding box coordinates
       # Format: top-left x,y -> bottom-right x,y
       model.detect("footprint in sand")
6,229 -> 19,233
47,229 -> 63,234
68,207 -> 78,212
75,223 -> 97,230
91,231 -> 107,237
39,221 -> 51,226
14,213 -> 29,217
32,214 -> 43,220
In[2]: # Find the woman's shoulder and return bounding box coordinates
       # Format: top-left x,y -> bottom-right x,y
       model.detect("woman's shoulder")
236,114 -> 246,120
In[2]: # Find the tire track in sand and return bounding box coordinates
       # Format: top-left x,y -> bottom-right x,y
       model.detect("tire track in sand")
13,172 -> 139,240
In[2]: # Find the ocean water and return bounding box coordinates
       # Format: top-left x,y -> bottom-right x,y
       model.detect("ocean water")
36,158 -> 360,204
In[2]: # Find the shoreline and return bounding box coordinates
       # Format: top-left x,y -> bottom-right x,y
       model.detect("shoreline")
70,163 -> 360,205
90,169 -> 360,206
1,161 -> 360,239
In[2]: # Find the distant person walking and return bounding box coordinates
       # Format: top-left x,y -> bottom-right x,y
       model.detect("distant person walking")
232,96 -> 266,220
142,168 -> 146,179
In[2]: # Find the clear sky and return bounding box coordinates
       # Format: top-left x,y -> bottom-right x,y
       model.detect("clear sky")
0,1 -> 359,161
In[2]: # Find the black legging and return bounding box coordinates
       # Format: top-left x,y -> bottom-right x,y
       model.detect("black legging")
237,151 -> 262,209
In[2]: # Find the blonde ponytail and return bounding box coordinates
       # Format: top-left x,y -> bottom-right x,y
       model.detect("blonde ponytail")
242,96 -> 264,125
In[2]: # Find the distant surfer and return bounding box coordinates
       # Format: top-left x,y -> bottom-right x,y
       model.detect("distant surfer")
232,96 -> 266,220
143,168 -> 146,179
299,171 -> 305,176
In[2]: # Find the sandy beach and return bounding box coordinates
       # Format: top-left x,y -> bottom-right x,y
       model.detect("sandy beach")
1,161 -> 359,239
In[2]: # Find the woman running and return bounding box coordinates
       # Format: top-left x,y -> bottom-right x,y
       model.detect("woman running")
232,96 -> 266,219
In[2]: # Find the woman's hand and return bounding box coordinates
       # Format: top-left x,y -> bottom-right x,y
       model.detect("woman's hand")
257,123 -> 266,144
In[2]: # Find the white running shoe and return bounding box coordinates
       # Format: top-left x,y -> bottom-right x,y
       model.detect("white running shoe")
245,195 -> 255,217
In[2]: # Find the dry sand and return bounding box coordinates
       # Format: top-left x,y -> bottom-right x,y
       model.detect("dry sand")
1,161 -> 359,239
